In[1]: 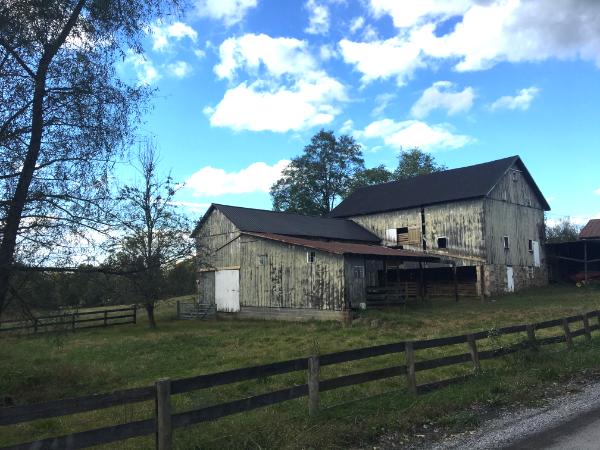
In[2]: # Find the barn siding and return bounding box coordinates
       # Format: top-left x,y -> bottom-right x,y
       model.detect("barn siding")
239,235 -> 346,311
344,255 -> 366,308
195,208 -> 241,269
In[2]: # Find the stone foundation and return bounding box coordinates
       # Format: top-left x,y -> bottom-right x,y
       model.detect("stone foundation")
482,263 -> 548,296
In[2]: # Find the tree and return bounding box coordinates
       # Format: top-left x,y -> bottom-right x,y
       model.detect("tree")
346,165 -> 394,196
110,144 -> 193,328
546,218 -> 581,243
0,0 -> 177,317
270,130 -> 364,216
394,148 -> 447,180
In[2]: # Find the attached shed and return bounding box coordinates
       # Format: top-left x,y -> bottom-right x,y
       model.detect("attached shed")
192,204 -> 437,321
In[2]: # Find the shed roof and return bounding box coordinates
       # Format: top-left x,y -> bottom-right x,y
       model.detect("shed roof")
192,204 -> 380,243
330,155 -> 550,218
245,232 -> 440,261
580,219 -> 600,240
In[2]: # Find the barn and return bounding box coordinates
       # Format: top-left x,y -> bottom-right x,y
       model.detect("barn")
193,155 -> 550,320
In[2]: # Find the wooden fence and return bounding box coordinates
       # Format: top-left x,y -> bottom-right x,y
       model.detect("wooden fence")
0,306 -> 137,335
1,309 -> 599,450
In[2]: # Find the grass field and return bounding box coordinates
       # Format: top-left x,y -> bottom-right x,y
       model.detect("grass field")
2,284 -> 600,449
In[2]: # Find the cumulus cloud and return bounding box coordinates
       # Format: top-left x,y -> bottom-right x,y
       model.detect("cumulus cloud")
349,16 -> 365,34
594,188 -> 600,195
167,61 -> 193,78
209,33 -> 347,132
214,33 -> 317,80
343,0 -> 600,82
125,52 -> 160,85
361,118 -> 474,151
168,200 -> 211,214
185,160 -> 290,197
339,119 -> 355,134
490,86 -> 539,111
195,0 -> 258,26
371,92 -> 396,117
339,35 -> 424,85
305,0 -> 330,35
205,76 -> 346,132
149,21 -> 197,51
411,81 -> 475,118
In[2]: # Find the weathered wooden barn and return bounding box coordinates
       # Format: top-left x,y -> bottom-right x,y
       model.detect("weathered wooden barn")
330,155 -> 550,296
191,204 -> 438,320
193,155 -> 550,320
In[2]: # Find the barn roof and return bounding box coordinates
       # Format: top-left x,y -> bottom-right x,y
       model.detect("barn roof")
192,204 -> 381,243
580,219 -> 600,240
330,155 -> 550,218
245,232 -> 440,261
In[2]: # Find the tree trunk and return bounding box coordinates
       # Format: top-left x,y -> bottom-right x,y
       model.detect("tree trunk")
145,302 -> 157,329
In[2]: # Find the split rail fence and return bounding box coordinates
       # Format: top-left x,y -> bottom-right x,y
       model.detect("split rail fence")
0,306 -> 137,335
1,309 -> 599,450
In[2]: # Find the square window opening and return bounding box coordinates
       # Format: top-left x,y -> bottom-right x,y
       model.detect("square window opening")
437,237 -> 448,249
503,236 -> 510,249
528,240 -> 533,253
307,251 -> 316,263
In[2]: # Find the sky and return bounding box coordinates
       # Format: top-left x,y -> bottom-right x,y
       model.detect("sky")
117,0 -> 600,227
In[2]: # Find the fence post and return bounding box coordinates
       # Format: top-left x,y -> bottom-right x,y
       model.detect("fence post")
562,319 -> 573,349
405,342 -> 417,395
103,310 -> 108,327
467,334 -> 480,372
133,305 -> 137,324
155,378 -> 172,450
72,313 -> 76,332
526,324 -> 537,350
582,315 -> 592,342
308,355 -> 320,417
176,301 -> 180,320
33,318 -> 38,334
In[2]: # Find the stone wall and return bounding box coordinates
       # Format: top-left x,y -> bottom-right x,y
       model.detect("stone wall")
483,263 -> 548,296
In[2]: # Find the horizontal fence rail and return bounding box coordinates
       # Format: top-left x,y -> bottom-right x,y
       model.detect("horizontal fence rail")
1,309 -> 599,450
0,306 -> 137,335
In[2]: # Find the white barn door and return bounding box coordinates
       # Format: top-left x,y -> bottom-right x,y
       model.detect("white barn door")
532,241 -> 541,267
215,269 -> 240,312
506,266 -> 515,292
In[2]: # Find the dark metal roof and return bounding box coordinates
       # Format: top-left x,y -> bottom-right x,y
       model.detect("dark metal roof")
580,219 -> 600,239
245,232 -> 440,261
330,155 -> 550,218
192,204 -> 380,243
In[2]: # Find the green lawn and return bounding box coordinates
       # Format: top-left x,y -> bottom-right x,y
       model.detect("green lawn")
2,285 -> 600,449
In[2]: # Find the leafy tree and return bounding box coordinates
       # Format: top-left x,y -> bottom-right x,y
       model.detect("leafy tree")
346,165 -> 394,195
110,144 -> 193,328
394,148 -> 447,180
0,0 -> 178,317
545,218 -> 581,243
271,130 -> 364,216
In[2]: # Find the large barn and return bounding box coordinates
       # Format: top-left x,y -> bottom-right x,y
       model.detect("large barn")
192,155 -> 550,320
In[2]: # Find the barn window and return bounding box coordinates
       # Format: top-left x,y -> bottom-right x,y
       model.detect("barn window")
437,237 -> 448,249
528,240 -> 533,253
307,251 -> 316,263
353,266 -> 364,279
503,236 -> 510,249
258,254 -> 268,265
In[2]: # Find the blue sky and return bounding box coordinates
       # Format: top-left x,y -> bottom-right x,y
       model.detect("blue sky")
118,0 -> 600,226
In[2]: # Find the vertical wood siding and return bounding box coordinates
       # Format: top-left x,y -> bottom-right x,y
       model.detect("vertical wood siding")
195,209 -> 241,269
239,236 -> 346,310
344,255 -> 366,308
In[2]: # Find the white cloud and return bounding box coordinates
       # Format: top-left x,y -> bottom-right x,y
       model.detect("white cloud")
349,16 -> 365,34
150,21 -> 197,51
168,201 -> 211,214
490,86 -> 539,111
125,52 -> 160,85
339,35 -> 424,85
411,81 -> 475,118
194,48 -> 207,59
205,75 -> 347,132
339,119 -> 354,134
185,160 -> 290,197
593,188 -> 600,196
305,0 -> 330,35
369,0 -> 471,29
371,92 -> 396,117
167,61 -> 193,78
215,33 -> 317,80
195,0 -> 258,26
361,118 -> 474,151
319,44 -> 337,61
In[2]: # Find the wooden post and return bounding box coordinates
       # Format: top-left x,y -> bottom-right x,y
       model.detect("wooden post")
155,378 -> 172,450
562,319 -> 573,349
133,305 -> 137,324
526,324 -> 537,350
453,263 -> 459,302
33,318 -> 38,334
405,342 -> 417,395
582,315 -> 592,342
103,310 -> 108,327
584,241 -> 588,284
467,334 -> 480,372
418,262 -> 424,302
308,355 -> 320,417
176,300 -> 180,320
72,313 -> 76,332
